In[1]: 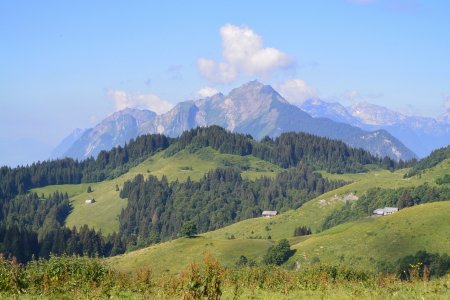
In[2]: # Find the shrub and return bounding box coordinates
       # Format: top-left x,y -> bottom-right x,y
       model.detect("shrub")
179,221 -> 198,238
294,226 -> 312,236
179,255 -> 224,300
397,250 -> 450,280
0,255 -> 27,295
263,239 -> 295,266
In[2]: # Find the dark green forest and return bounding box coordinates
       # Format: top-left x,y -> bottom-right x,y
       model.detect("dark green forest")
0,192 -> 126,262
118,166 -> 346,245
166,126 -> 407,173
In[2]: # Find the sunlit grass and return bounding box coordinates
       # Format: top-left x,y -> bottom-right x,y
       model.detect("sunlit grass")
31,147 -> 281,234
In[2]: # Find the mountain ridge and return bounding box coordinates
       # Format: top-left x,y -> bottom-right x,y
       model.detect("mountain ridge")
297,98 -> 450,158
57,81 -> 417,161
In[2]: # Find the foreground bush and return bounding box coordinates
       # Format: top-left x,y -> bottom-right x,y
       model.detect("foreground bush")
0,254 -> 449,299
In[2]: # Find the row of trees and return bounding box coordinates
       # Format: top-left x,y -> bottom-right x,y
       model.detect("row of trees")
0,224 -> 126,263
0,134 -> 170,200
167,126 -> 410,174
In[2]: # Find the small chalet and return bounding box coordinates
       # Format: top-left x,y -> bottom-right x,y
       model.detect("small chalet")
373,207 -> 398,216
262,211 -> 277,218
85,199 -> 95,204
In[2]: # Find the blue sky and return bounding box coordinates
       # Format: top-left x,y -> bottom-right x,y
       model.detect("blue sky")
1,0 -> 450,166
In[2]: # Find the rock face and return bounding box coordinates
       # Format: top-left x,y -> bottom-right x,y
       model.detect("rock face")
297,99 -> 450,158
56,81 -> 417,161
63,108 -> 156,160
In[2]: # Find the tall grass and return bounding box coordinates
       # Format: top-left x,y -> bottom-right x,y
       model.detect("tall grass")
1,254 -> 449,299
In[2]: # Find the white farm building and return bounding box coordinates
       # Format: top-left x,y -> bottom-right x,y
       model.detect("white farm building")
262,211 -> 277,218
373,207 -> 398,216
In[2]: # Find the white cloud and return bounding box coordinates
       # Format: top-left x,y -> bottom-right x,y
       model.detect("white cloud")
197,24 -> 293,83
196,86 -> 219,98
198,58 -> 237,84
107,90 -> 174,115
278,79 -> 318,104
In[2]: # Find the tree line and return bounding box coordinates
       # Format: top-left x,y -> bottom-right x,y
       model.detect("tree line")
0,134 -> 170,200
0,191 -> 127,262
166,126 -> 409,173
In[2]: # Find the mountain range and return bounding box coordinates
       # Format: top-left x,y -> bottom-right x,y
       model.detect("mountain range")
53,81 -> 418,162
298,99 -> 450,158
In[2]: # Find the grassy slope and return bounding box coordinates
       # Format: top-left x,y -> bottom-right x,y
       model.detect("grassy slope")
110,158 -> 449,274
108,237 -> 272,274
205,159 -> 450,241
290,201 -> 450,271
31,147 -> 281,235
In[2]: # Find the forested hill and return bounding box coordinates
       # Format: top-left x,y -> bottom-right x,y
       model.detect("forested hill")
0,134 -> 171,200
405,145 -> 450,178
168,125 -> 407,173
0,126 -> 406,202
118,166 -> 346,244
0,125 -> 411,262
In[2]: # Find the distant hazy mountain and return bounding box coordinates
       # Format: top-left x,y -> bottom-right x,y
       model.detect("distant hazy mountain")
63,108 -> 157,160
298,99 -> 450,158
56,81 -> 416,161
439,109 -> 450,124
49,128 -> 86,159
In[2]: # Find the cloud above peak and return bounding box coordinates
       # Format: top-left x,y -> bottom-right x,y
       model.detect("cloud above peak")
198,24 -> 293,84
107,90 -> 174,115
278,79 -> 318,105
197,86 -> 219,98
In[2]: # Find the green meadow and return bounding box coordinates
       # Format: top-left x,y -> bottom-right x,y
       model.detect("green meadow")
32,147 -> 281,234
109,158 -> 450,274
30,150 -> 449,274
291,201 -> 450,271
108,237 -> 272,274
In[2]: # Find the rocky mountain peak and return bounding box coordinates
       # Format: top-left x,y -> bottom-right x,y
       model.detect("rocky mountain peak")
228,81 -> 288,105
349,102 -> 407,126
108,108 -> 156,122
56,81 -> 418,161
